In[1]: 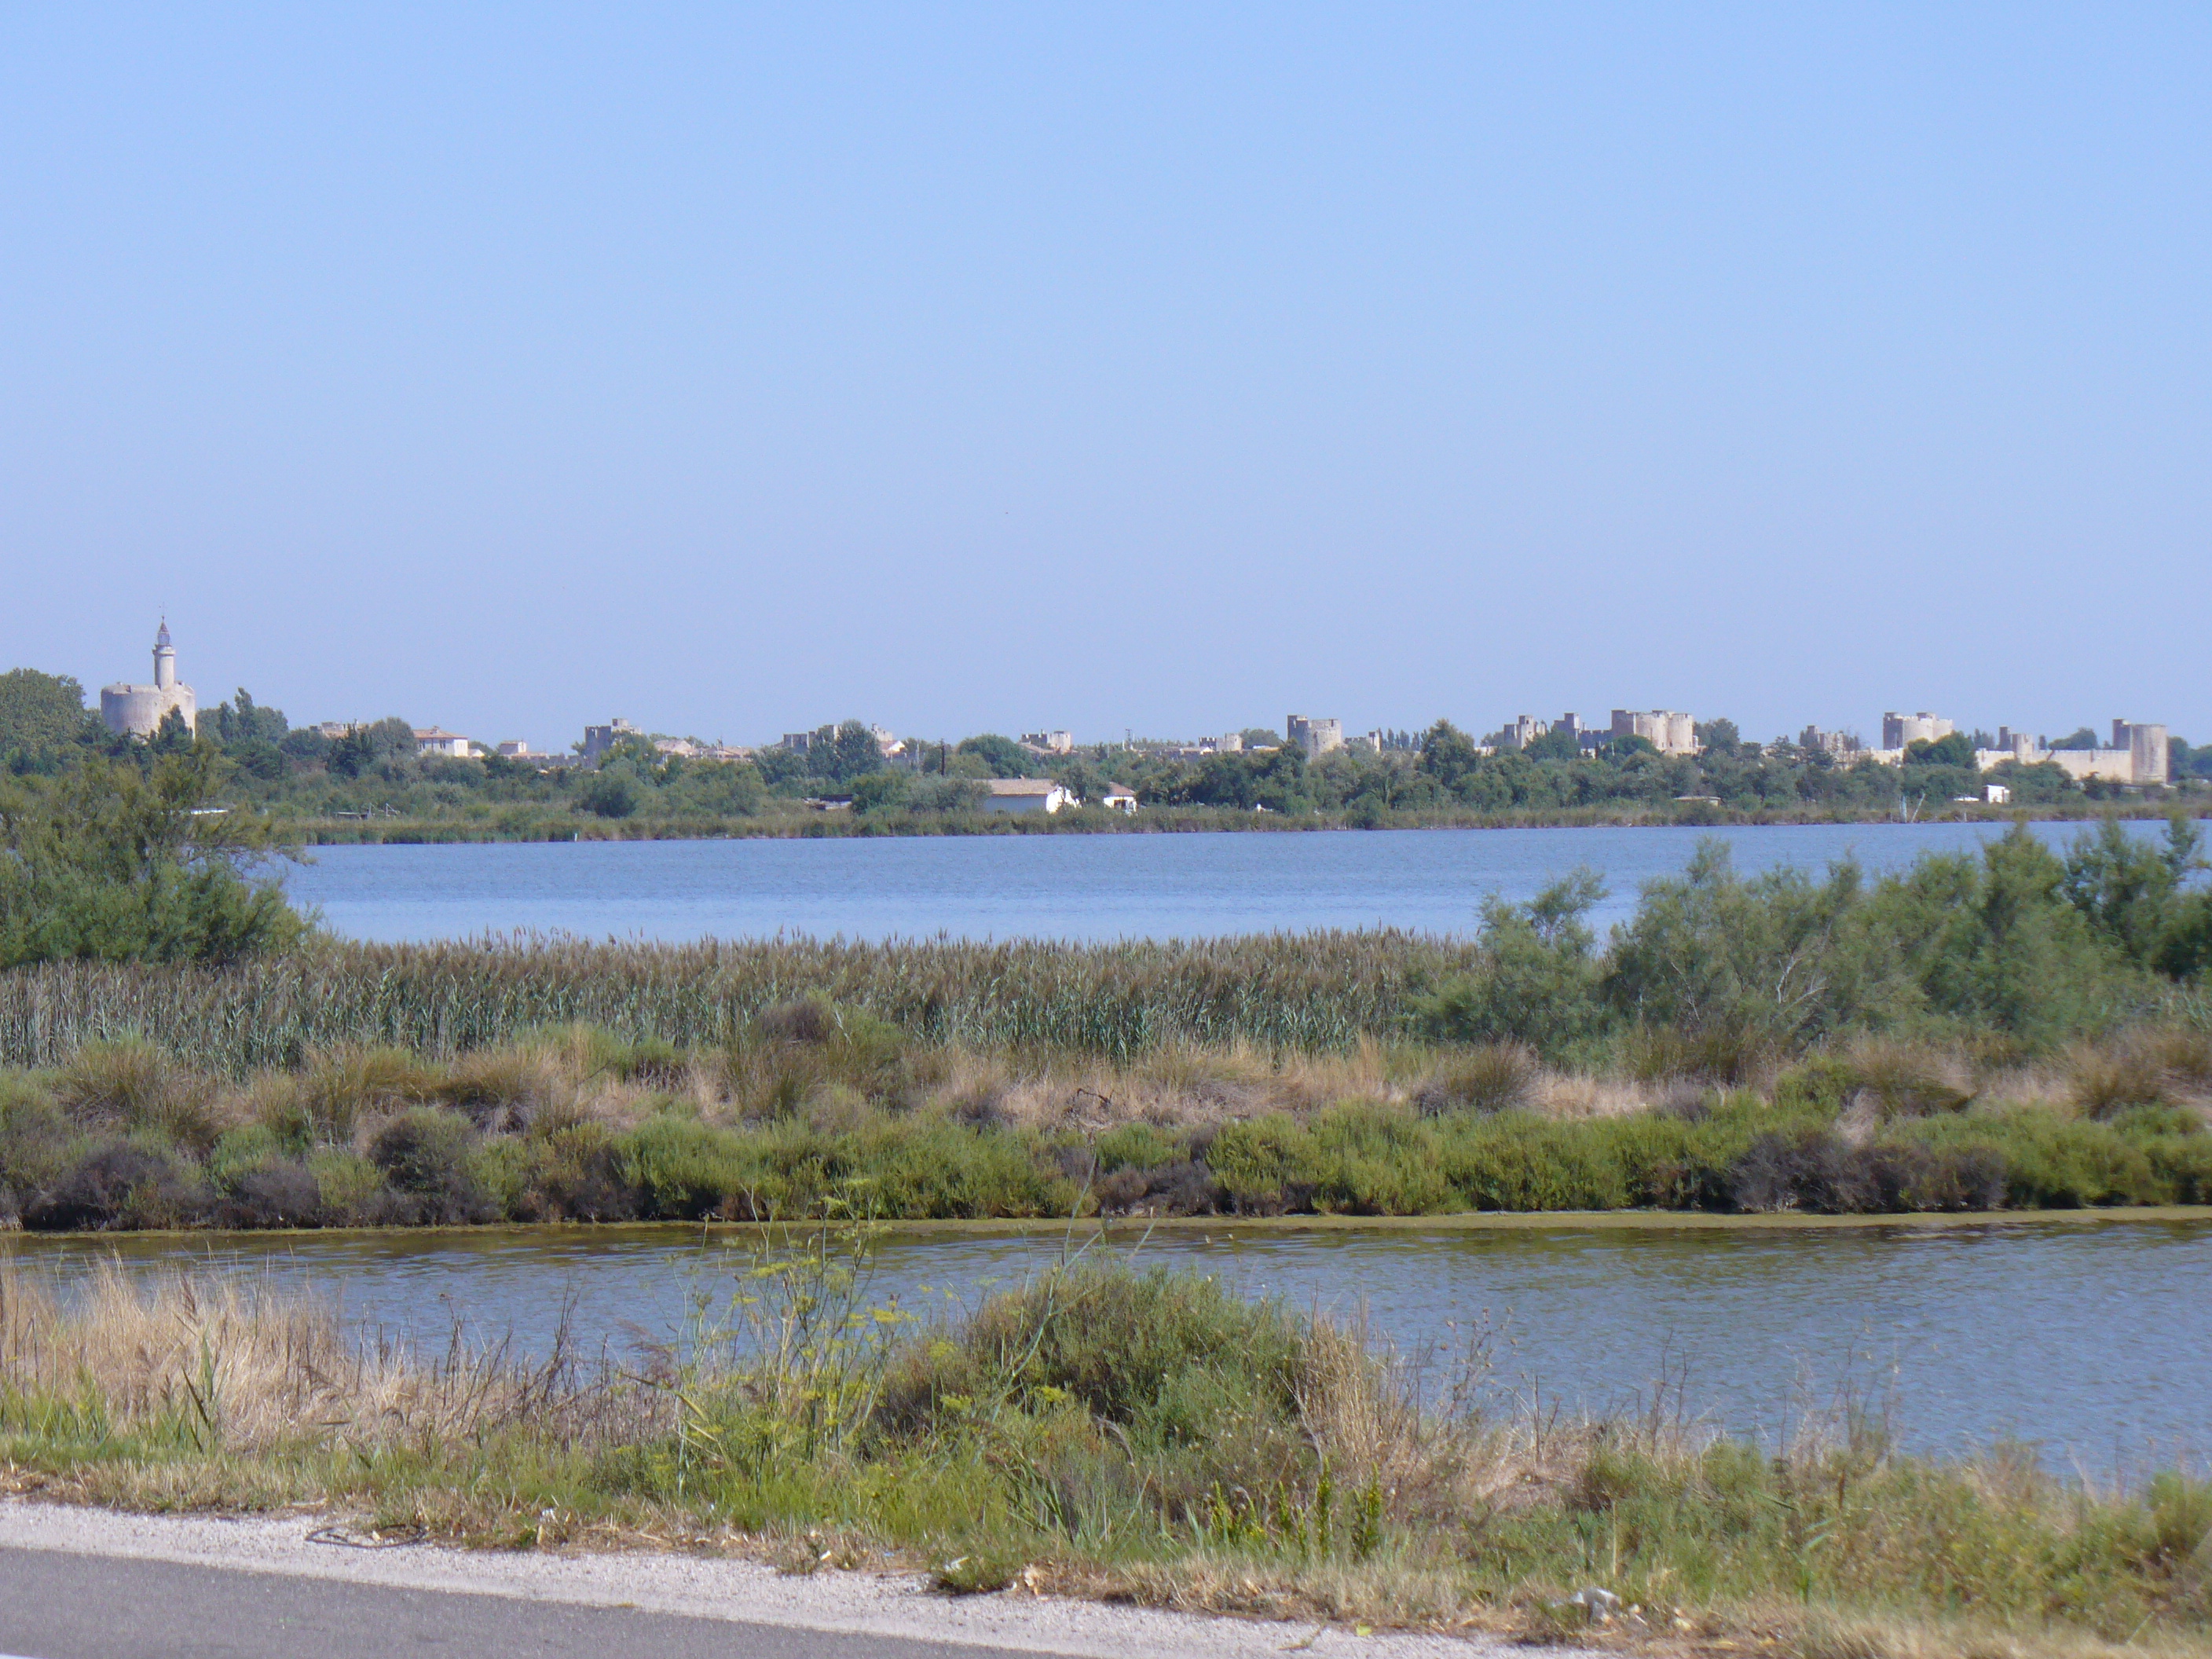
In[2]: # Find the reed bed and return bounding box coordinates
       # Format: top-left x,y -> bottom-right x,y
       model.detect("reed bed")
0,1254 -> 2205,1659
0,932 -> 1476,1074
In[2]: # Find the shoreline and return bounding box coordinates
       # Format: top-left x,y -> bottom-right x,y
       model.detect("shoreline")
8,1204 -> 2208,1247
275,802 -> 2212,845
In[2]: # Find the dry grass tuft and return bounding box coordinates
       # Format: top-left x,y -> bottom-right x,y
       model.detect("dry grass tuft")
50,1039 -> 229,1152
1412,1044 -> 1539,1116
1846,1038 -> 1979,1119
0,1262 -> 642,1455
2065,1043 -> 2177,1120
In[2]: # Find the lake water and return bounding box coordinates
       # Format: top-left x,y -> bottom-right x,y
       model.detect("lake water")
234,826 -> 2208,1476
281,821 -> 2141,943
7,1218 -> 2206,1474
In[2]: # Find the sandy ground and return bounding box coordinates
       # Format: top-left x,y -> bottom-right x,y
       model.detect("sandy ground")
0,1500 -> 1561,1659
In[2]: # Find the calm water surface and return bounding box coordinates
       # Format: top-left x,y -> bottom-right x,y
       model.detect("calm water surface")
282,821 -> 2143,943
238,827 -> 2207,1474
8,1220 -> 2205,1473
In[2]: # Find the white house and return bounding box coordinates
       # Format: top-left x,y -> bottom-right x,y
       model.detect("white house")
1094,783 -> 1137,814
413,727 -> 478,758
983,778 -> 1077,814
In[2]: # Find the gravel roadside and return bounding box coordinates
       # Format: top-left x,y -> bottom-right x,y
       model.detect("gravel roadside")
0,1500 -> 1557,1659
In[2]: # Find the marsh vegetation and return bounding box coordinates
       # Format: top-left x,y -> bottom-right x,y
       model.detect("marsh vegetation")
2,1248 -> 2206,1658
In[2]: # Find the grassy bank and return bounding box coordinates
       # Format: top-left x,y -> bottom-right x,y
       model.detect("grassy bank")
2,1254 -> 2205,1658
2,1010 -> 2209,1229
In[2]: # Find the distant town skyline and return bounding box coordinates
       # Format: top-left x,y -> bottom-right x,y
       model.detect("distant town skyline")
5,7 -> 2207,742
57,615 -> 2193,768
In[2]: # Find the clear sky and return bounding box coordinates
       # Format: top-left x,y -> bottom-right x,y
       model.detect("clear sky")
4,4 -> 2207,751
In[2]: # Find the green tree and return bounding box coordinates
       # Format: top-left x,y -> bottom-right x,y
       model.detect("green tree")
1522,727 -> 1578,761
1413,871 -> 1610,1059
955,733 -> 1033,777
1866,823 -> 2135,1042
2061,815 -> 2212,979
0,753 -> 303,967
849,771 -> 910,813
1904,732 -> 1976,768
207,689 -> 288,747
0,669 -> 93,764
1694,717 -> 1741,754
822,720 -> 887,782
1415,720 -> 1482,793
577,770 -> 639,819
1605,843 -> 1884,1047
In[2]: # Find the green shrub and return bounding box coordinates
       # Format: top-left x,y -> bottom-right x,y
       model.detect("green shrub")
1093,1122 -> 1177,1173
366,1107 -> 489,1222
307,1147 -> 391,1223
206,1124 -> 284,1192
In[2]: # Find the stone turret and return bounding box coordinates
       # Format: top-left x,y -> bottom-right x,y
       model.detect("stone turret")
101,619 -> 198,737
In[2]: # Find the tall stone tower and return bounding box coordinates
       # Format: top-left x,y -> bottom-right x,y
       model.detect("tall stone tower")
101,619 -> 198,737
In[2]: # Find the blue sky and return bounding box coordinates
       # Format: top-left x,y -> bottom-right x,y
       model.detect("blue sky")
4,5 -> 2207,750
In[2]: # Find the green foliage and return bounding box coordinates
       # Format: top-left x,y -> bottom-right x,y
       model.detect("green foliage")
577,770 -> 639,819
0,669 -> 94,767
2063,815 -> 2212,980
1606,846 -> 1878,1048
203,690 -> 288,749
0,753 -> 304,969
1414,872 -> 1609,1060
1905,732 -> 1977,767
1522,727 -> 1579,761
848,771 -> 908,813
954,734 -> 1035,777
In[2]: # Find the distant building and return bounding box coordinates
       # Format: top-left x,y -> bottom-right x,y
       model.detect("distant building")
2037,720 -> 2169,786
1503,715 -> 1547,750
1551,712 -> 1610,751
1612,709 -> 1697,755
584,719 -> 643,760
1881,712 -> 1954,749
981,778 -> 1077,814
413,727 -> 477,758
1093,782 -> 1138,813
1985,784 -> 2012,804
101,621 -> 196,738
496,741 -> 534,758
1286,715 -> 1344,757
1021,730 -> 1075,754
1800,726 -> 1863,759
2116,720 -> 2170,785
1157,734 -> 1246,760
313,720 -> 353,741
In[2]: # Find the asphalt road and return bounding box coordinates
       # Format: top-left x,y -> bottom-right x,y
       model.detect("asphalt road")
0,1546 -> 993,1659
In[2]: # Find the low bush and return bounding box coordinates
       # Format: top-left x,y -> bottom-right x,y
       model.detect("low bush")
366,1106 -> 491,1224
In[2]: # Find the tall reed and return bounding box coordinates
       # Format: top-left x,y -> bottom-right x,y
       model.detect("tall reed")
0,932 -> 1478,1073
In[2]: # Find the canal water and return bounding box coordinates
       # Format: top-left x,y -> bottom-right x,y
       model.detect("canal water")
7,1217 -> 2206,1474
279,819 -> 2154,944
